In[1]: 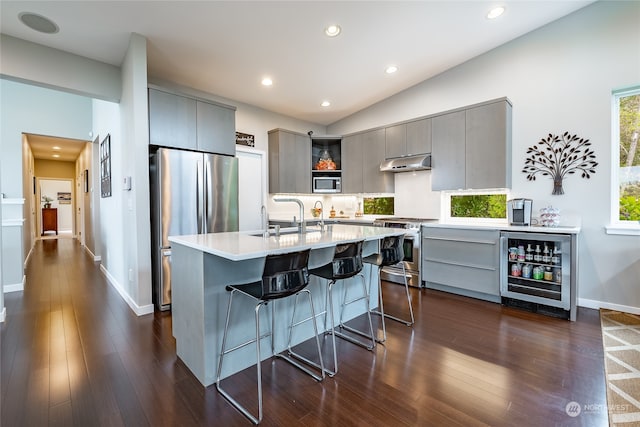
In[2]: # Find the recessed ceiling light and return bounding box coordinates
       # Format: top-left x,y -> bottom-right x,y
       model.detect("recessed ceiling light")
385,65 -> 398,74
325,24 -> 341,37
487,6 -> 505,19
52,154 -> 60,158
52,146 -> 61,150
18,12 -> 59,34
321,101 -> 331,107
261,77 -> 273,86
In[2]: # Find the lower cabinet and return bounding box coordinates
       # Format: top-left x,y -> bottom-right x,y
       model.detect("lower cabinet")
422,226 -> 500,301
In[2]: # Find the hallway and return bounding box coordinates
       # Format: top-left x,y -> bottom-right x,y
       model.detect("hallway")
1,238 -> 607,426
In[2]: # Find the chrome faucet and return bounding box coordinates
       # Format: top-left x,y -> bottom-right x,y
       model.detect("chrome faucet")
313,200 -> 324,230
274,197 -> 306,233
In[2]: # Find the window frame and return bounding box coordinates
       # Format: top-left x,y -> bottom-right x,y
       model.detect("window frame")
607,85 -> 640,236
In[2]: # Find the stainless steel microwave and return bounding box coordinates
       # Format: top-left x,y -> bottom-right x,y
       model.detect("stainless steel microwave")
313,175 -> 341,193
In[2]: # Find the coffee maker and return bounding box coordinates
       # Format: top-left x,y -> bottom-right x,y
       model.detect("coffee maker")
507,198 -> 533,225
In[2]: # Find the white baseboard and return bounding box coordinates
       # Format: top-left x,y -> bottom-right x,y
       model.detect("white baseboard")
579,298 -> 640,315
24,245 -> 33,269
0,307 -> 6,322
99,265 -> 154,316
4,275 -> 25,293
83,245 -> 102,262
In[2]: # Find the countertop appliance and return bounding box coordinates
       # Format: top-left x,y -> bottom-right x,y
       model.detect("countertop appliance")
150,147 -> 239,311
372,217 -> 437,287
507,198 -> 533,226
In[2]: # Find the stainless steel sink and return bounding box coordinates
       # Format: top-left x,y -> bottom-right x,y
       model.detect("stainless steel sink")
247,225 -> 324,237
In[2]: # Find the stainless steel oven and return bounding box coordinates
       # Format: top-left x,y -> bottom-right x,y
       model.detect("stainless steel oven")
373,218 -> 433,288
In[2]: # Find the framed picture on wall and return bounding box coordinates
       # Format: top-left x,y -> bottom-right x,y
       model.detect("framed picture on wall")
100,134 -> 111,198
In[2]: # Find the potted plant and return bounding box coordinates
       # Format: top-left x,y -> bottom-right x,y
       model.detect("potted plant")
42,195 -> 54,209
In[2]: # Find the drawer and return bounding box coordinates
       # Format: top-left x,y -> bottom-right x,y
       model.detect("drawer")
423,259 -> 499,296
422,236 -> 498,268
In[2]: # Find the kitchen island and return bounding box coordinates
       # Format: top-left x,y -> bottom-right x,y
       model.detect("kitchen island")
168,224 -> 405,386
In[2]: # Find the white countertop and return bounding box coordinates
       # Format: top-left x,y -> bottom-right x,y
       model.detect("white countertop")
168,224 -> 406,261
268,215 -> 379,224
422,222 -> 581,234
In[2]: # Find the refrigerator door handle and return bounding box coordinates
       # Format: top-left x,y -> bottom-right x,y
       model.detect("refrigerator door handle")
196,160 -> 204,233
204,158 -> 212,234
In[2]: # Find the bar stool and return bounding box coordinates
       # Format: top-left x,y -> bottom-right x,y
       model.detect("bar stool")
363,235 -> 415,343
215,249 -> 325,425
309,240 -> 375,376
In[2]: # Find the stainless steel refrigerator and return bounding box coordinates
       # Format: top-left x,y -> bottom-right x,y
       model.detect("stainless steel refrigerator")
150,147 -> 239,311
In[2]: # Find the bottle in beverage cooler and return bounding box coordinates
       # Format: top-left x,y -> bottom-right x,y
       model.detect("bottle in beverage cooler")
552,246 -> 560,265
517,245 -> 525,262
525,243 -> 533,261
522,263 -> 532,278
544,266 -> 553,281
534,244 -> 542,262
533,266 -> 544,280
542,244 -> 550,264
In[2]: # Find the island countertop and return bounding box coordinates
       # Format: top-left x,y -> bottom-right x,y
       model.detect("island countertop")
168,224 -> 406,261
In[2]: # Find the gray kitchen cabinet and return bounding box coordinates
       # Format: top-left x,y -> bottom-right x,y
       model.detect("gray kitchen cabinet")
149,88 -> 237,155
422,226 -> 500,302
148,88 -> 197,150
196,100 -> 236,156
431,99 -> 512,191
362,129 -> 393,193
341,134 -> 364,193
385,124 -> 406,159
385,118 -> 432,159
342,129 -> 393,194
431,110 -> 466,191
406,118 -> 432,156
268,129 -> 311,194
465,101 -> 512,189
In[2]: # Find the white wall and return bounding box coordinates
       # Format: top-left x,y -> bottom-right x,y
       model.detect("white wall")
0,78 -> 92,289
328,1 -> 640,311
40,179 -> 73,231
0,34 -> 121,102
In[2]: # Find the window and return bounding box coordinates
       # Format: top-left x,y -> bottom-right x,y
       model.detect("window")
444,190 -> 508,223
611,86 -> 640,232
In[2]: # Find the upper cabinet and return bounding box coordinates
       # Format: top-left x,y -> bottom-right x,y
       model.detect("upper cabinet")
341,134 -> 364,193
148,88 -> 197,150
196,100 -> 236,156
363,129 -> 394,193
385,118 -> 432,159
431,111 -> 466,191
465,101 -> 512,190
343,129 -> 393,194
268,129 -> 311,194
431,99 -> 512,191
148,88 -> 236,155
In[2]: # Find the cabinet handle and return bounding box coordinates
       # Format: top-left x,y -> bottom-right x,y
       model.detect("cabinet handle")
423,256 -> 496,271
424,236 -> 497,245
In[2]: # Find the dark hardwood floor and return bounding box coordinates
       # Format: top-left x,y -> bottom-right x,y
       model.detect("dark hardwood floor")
2,238 -> 607,426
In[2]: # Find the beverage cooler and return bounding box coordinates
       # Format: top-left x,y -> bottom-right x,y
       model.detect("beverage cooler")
499,231 -> 578,321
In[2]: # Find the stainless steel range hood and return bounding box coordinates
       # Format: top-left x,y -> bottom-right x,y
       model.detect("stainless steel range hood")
379,154 -> 431,172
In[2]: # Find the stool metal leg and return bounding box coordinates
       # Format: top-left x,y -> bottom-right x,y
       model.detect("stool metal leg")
369,263 -> 415,343
216,290 -> 265,424
279,290 -> 326,381
336,273 -> 376,351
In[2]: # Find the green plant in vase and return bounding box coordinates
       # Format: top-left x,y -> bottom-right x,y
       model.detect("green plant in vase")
42,195 -> 54,208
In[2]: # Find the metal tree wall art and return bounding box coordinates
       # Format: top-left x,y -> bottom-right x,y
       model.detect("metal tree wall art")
522,132 -> 598,195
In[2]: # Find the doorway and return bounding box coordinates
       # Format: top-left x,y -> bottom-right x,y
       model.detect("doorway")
36,178 -> 74,239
